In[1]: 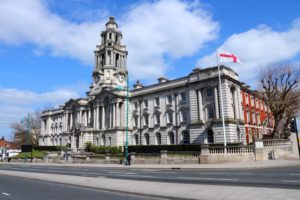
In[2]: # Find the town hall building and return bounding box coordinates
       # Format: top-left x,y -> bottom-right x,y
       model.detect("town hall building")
39,17 -> 271,151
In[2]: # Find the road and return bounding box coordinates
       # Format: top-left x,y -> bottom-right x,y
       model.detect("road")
0,164 -> 300,190
0,174 -> 168,200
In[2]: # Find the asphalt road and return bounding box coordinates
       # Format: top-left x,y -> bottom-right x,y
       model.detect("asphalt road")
0,164 -> 300,190
0,174 -> 168,200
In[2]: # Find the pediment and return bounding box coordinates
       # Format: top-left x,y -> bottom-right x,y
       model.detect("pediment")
90,89 -> 125,104
64,99 -> 82,109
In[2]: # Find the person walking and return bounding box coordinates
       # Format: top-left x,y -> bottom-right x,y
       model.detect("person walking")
127,153 -> 131,166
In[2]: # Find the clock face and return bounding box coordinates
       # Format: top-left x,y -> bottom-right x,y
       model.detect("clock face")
118,75 -> 124,83
95,75 -> 100,83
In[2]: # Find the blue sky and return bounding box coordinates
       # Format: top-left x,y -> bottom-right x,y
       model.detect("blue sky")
0,0 -> 300,139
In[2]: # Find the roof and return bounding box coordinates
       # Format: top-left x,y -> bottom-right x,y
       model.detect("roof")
0,139 -> 11,147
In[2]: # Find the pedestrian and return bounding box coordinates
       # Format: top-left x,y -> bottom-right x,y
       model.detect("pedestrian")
127,153 -> 131,166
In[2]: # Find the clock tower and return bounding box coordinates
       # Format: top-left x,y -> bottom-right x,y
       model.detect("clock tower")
89,17 -> 128,96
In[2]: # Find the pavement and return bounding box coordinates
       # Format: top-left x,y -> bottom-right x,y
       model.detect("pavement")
1,160 -> 300,200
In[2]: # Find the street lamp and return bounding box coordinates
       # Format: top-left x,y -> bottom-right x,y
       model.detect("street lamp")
115,75 -> 129,166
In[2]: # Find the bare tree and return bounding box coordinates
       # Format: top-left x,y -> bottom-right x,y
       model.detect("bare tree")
10,110 -> 41,145
260,62 -> 300,139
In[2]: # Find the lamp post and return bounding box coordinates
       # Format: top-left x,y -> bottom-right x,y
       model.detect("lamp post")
116,75 -> 129,166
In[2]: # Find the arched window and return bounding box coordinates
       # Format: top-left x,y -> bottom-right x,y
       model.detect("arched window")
207,129 -> 214,143
134,134 -> 139,145
101,134 -> 106,146
155,132 -> 161,145
182,131 -> 190,144
144,133 -> 150,145
168,132 -> 175,145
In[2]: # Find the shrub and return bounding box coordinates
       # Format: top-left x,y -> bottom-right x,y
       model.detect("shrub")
84,142 -> 122,154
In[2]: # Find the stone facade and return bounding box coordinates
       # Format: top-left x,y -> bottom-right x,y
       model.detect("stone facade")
39,17 -> 246,151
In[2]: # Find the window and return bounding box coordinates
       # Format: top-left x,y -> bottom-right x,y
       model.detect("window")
182,131 -> 190,144
251,96 -> 254,106
246,111 -> 250,124
252,112 -> 256,125
134,102 -> 138,110
154,97 -> 160,106
180,110 -> 187,122
207,129 -> 214,143
208,105 -> 214,119
245,94 -> 249,104
134,134 -> 139,145
144,133 -> 150,145
155,132 -> 161,145
206,88 -> 213,97
167,95 -> 172,105
167,112 -> 173,124
256,100 -> 260,109
154,113 -> 160,125
143,100 -> 148,108
168,132 -> 175,145
180,92 -> 186,103
133,116 -> 138,127
144,114 -> 149,126
101,134 -> 106,146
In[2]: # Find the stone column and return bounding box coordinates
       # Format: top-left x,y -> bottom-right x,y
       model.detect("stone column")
70,113 -> 73,129
88,110 -> 91,127
198,89 -> 203,121
79,110 -> 82,125
116,103 -> 119,127
102,106 -> 105,129
214,87 -> 219,119
112,103 -> 115,128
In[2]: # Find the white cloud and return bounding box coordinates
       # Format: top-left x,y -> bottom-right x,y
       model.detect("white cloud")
198,18 -> 300,86
0,87 -> 79,139
0,0 -> 104,64
121,0 -> 219,80
0,0 -> 219,81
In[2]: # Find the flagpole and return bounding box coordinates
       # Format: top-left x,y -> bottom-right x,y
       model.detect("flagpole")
216,50 -> 227,153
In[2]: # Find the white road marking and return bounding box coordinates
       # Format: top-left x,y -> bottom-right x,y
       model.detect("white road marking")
198,172 -> 254,175
45,170 -> 64,173
289,174 -> 300,176
1,193 -> 10,196
178,177 -> 239,181
108,171 -> 123,174
124,172 -> 138,175
282,180 -> 300,183
141,169 -> 159,172
120,175 -> 154,178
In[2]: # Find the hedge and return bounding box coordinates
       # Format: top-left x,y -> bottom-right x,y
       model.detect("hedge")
85,142 -> 122,154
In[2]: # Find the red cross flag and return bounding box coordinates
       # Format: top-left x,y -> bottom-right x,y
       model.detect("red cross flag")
218,49 -> 243,64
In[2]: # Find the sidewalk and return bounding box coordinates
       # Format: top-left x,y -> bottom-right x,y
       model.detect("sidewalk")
0,167 -> 299,200
1,159 -> 300,169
